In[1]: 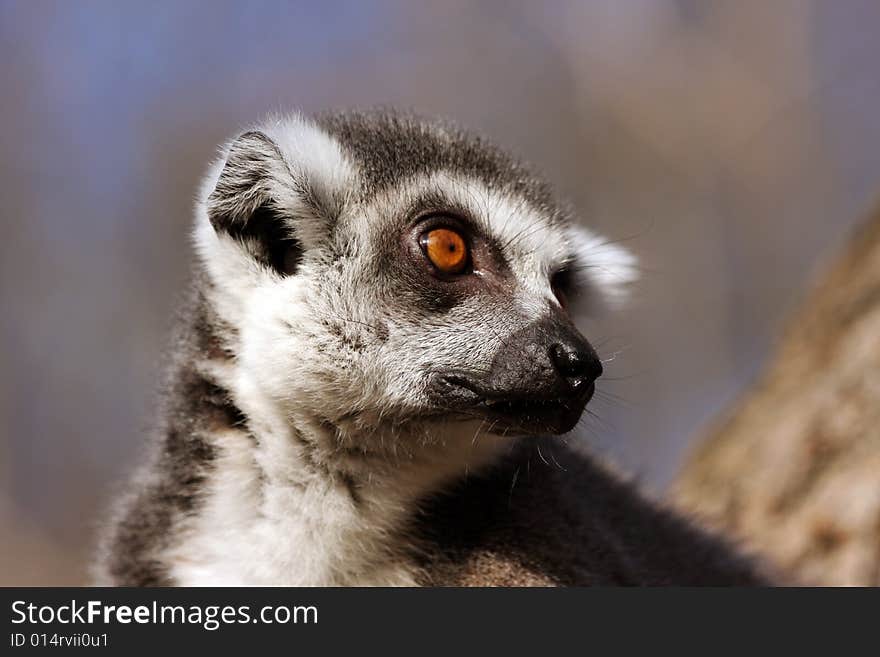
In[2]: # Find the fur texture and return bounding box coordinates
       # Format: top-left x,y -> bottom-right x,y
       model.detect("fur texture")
97,110 -> 762,586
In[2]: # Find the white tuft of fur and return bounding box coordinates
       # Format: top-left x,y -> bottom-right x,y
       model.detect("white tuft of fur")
566,225 -> 639,310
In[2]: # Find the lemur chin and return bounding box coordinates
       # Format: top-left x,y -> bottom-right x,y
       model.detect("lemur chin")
97,110 -> 766,586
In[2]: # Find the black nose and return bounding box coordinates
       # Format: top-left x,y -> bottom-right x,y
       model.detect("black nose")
549,342 -> 603,391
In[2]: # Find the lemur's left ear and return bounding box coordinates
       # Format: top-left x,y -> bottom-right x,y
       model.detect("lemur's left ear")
198,116 -> 353,277
566,225 -> 639,311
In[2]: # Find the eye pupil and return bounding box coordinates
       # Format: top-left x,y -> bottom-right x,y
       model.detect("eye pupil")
422,227 -> 469,274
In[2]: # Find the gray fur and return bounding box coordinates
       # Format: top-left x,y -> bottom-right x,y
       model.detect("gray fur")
318,109 -> 566,222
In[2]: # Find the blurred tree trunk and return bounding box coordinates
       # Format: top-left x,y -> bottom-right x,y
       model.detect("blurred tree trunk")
673,203 -> 880,586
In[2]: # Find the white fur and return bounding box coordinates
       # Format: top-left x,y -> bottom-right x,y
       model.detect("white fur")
566,225 -> 639,310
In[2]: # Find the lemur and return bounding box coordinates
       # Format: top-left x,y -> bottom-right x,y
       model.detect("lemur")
97,110 -> 765,586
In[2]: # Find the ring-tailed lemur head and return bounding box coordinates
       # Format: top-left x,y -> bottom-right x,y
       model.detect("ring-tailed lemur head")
195,110 -> 636,445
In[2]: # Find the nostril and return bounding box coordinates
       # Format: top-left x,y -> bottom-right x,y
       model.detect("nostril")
549,343 -> 603,383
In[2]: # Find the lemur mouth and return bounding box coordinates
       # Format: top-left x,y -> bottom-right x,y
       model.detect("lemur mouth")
438,375 -> 593,435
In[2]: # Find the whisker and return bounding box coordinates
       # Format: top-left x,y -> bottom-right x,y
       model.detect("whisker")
535,443 -> 550,467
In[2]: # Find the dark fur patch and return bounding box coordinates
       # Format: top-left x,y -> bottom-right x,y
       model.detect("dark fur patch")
224,202 -> 303,276
412,440 -> 768,586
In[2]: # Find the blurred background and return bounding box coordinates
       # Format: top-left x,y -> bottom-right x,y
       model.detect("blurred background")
2,0 -> 880,585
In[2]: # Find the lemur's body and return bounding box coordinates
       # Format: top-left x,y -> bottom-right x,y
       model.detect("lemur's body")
98,111 -> 764,586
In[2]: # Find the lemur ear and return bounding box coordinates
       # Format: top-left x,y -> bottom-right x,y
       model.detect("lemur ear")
206,131 -> 304,275
566,225 -> 639,311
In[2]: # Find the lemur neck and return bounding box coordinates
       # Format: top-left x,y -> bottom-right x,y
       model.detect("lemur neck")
161,281 -> 503,585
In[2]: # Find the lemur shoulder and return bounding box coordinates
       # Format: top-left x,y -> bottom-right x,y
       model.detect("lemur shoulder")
97,110 -> 765,586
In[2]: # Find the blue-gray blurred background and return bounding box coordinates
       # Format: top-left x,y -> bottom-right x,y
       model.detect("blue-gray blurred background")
2,0 -> 879,584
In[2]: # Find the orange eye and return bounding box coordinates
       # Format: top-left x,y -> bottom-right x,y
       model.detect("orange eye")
420,227 -> 469,274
